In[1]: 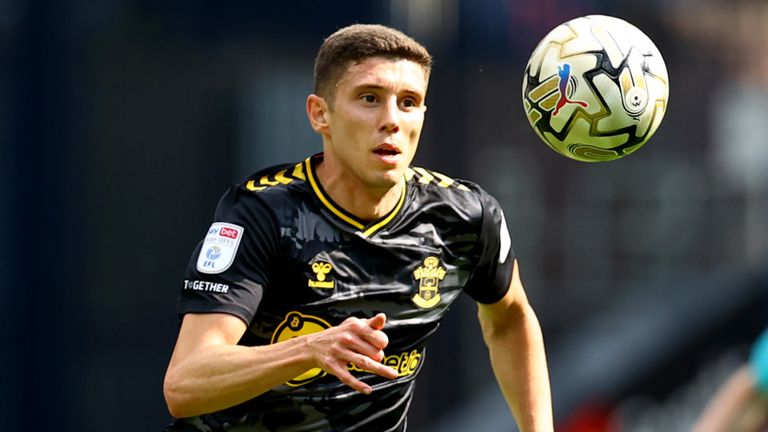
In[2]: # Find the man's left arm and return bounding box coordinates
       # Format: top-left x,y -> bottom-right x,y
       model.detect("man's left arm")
477,259 -> 553,432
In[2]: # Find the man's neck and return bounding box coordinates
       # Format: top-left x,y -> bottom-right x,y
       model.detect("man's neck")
315,159 -> 404,222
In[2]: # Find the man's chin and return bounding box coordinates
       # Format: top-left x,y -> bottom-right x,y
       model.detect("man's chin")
367,169 -> 404,190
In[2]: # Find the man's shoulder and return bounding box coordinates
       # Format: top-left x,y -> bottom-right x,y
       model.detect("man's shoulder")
406,166 -> 497,222
213,160 -> 312,221
406,166 -> 492,203
239,160 -> 310,196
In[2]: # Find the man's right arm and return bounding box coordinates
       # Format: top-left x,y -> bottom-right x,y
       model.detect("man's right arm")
163,312 -> 398,418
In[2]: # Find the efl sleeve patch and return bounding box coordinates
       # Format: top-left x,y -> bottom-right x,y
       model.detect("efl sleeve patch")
196,222 -> 244,274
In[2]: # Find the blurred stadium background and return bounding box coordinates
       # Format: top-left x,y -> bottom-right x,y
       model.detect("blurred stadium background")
2,0 -> 767,430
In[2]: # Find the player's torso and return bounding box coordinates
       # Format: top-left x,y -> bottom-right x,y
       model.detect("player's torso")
173,156 -> 488,432
242,158 -> 482,395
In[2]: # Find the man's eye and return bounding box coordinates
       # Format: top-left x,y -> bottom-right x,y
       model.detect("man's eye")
361,94 -> 377,104
402,98 -> 418,108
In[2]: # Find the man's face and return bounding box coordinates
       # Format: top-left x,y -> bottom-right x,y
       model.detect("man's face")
322,56 -> 428,191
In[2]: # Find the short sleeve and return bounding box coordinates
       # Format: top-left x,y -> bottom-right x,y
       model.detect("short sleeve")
178,186 -> 279,324
750,328 -> 768,393
463,188 -> 516,304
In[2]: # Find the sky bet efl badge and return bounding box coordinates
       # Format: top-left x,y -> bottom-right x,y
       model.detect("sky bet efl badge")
196,222 -> 244,274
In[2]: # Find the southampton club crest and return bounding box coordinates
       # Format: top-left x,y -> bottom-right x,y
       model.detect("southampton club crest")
412,256 -> 446,309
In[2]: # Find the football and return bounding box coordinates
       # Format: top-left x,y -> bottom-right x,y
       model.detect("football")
522,15 -> 669,162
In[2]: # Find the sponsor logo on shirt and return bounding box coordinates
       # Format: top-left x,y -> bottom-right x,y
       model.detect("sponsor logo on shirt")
183,279 -> 230,293
349,349 -> 421,378
308,261 -> 335,289
271,311 -> 423,387
219,226 -> 240,239
271,312 -> 332,386
196,222 -> 244,274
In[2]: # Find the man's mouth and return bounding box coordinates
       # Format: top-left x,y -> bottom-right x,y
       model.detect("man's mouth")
372,144 -> 403,166
373,144 -> 401,156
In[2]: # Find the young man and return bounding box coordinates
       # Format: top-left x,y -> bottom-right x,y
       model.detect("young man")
163,24 -> 553,431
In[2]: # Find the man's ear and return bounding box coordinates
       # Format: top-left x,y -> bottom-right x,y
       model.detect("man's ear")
307,94 -> 330,134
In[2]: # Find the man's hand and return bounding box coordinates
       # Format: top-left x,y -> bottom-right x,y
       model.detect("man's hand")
307,313 -> 399,394
164,313 -> 399,417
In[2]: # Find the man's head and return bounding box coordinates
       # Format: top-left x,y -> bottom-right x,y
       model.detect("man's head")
313,24 -> 433,107
307,24 -> 432,200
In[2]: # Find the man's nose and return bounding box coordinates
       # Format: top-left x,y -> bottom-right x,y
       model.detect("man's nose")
379,98 -> 400,133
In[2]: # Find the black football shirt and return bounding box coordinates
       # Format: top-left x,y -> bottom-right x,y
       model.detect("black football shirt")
168,153 -> 515,431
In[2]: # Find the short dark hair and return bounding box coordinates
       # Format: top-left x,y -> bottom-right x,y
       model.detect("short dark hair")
313,24 -> 433,105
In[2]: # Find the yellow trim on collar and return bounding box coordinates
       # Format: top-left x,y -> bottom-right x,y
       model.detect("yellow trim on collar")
304,156 -> 406,237
362,183 -> 406,237
305,158 -> 365,230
